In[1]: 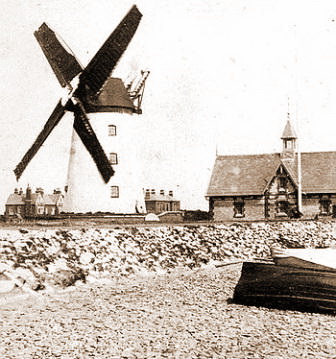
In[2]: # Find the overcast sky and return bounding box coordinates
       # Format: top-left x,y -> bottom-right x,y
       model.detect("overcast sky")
1,0 -> 336,212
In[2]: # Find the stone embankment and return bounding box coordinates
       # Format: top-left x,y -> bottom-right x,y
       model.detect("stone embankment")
1,221 -> 336,291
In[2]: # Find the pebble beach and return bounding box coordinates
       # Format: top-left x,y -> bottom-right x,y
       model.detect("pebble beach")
1,221 -> 336,358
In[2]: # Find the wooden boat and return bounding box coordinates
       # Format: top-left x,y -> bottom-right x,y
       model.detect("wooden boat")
233,248 -> 336,313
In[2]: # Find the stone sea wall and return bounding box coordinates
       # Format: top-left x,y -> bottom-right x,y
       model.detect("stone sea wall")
1,221 -> 336,290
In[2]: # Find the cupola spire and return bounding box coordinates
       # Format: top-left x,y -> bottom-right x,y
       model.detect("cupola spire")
281,120 -> 297,157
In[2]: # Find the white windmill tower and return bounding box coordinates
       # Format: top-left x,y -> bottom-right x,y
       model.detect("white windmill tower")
14,5 -> 149,214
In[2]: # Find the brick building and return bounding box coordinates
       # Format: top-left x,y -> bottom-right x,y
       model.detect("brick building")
5,187 -> 64,217
206,121 -> 336,221
144,189 -> 180,214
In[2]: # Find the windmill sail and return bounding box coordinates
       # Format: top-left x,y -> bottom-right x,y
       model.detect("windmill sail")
14,100 -> 66,180
73,104 -> 114,183
34,23 -> 83,88
78,5 -> 142,97
14,6 -> 143,184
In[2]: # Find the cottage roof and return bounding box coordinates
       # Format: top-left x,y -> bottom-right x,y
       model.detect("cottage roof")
30,193 -> 43,204
6,194 -> 25,206
145,194 -> 179,202
206,151 -> 336,197
5,191 -> 63,206
43,194 -> 56,206
48,194 -> 63,204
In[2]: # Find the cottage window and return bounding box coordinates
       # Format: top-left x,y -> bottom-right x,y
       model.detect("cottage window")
234,198 -> 244,218
111,186 -> 119,198
109,153 -> 118,165
108,125 -> 117,136
320,199 -> 331,215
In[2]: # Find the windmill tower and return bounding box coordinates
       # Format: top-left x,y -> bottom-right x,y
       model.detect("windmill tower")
14,5 -> 149,214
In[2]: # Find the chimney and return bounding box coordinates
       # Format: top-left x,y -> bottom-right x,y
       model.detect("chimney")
145,189 -> 150,199
53,188 -> 62,194
36,187 -> 44,196
19,188 -> 23,195
14,188 -> 18,194
151,189 -> 156,195
25,186 -> 31,199
160,190 -> 165,196
169,190 -> 173,197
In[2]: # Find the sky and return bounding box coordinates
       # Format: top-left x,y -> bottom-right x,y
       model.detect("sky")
2,0 -> 336,212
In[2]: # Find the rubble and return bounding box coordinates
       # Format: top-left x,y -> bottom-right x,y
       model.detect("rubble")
1,221 -> 336,292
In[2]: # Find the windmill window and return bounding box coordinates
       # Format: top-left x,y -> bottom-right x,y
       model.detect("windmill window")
109,153 -> 118,165
111,186 -> 119,198
108,125 -> 117,136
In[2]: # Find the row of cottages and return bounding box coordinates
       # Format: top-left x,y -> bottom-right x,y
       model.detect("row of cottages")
5,187 -> 64,217
206,121 -> 336,221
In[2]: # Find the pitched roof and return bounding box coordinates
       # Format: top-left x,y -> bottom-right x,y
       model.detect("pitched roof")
6,194 -> 25,206
43,194 -> 56,206
207,153 -> 280,196
5,192 -> 63,206
206,151 -> 336,196
284,152 -> 336,193
145,194 -> 179,202
48,194 -> 63,204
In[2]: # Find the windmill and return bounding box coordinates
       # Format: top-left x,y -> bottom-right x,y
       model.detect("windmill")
14,5 -> 149,214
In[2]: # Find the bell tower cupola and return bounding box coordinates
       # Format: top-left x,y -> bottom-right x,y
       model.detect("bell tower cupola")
281,120 -> 297,158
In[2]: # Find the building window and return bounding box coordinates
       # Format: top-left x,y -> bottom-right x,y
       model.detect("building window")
108,125 -> 117,136
277,201 -> 288,216
234,198 -> 244,217
109,153 -> 118,165
278,176 -> 287,192
284,140 -> 293,150
320,199 -> 331,215
111,186 -> 119,198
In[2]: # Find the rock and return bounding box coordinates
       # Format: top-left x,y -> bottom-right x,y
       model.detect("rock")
52,269 -> 78,288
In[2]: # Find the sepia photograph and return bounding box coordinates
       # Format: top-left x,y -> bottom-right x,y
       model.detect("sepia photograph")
1,0 -> 336,357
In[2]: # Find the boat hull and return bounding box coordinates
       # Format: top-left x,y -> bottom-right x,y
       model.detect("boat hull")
233,262 -> 336,313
